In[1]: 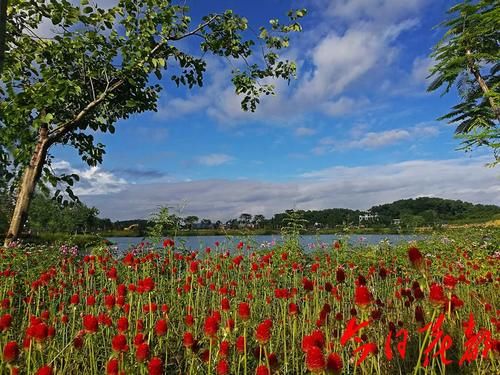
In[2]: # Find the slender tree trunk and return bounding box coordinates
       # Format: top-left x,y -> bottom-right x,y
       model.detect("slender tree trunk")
4,125 -> 49,246
466,50 -> 500,119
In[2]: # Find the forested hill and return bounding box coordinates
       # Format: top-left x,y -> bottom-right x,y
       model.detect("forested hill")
4,195 -> 499,236
269,197 -> 500,228
367,197 -> 500,226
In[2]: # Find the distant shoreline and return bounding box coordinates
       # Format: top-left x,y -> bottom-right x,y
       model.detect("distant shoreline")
101,227 -> 433,238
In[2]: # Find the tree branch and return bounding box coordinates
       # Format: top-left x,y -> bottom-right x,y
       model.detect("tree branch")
466,50 -> 500,120
47,78 -> 124,143
46,15 -> 221,145
169,15 -> 219,41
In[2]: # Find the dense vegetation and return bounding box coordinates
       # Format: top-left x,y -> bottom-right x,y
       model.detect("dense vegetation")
2,195 -> 497,240
0,228 -> 498,374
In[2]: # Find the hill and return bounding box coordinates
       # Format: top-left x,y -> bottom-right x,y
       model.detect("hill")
266,197 -> 500,230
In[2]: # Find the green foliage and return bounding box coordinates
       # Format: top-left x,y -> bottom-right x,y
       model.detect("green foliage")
280,209 -> 308,256
26,192 -> 102,234
0,1 -> 305,201
265,197 -> 500,231
370,197 -> 500,226
428,0 -> 499,163
145,206 -> 180,246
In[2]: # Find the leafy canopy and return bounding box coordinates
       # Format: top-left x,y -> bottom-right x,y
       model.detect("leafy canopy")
428,0 -> 499,163
0,0 -> 306,201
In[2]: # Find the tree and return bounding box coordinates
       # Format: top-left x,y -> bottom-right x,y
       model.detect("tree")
225,218 -> 238,229
27,191 -> 101,234
0,0 -> 6,73
184,216 -> 199,230
428,0 -> 499,163
1,1 -> 306,245
238,213 -> 252,226
200,218 -> 212,229
252,214 -> 266,228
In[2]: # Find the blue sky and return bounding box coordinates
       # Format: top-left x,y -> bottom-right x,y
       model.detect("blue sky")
50,0 -> 499,220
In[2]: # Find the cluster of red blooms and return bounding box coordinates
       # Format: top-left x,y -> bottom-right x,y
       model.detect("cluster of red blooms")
0,240 -> 498,374
301,329 -> 343,373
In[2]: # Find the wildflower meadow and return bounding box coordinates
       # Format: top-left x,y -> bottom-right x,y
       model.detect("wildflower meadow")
0,229 -> 498,374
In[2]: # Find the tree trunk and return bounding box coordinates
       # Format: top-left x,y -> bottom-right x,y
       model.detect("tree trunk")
466,50 -> 500,119
3,126 -> 49,247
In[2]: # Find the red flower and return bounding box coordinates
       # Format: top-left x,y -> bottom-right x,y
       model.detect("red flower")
354,285 -> 373,308
289,303 -> 299,316
238,302 -> 250,321
306,346 -> 326,373
147,357 -> 163,375
221,298 -> 230,311
106,267 -> 118,280
111,334 -> 128,353
302,278 -> 314,291
189,261 -> 199,274
429,283 -> 446,306
336,268 -> 346,283
0,314 -> 12,331
185,314 -> 194,327
326,353 -> 343,374
116,317 -> 128,333
302,335 -> 316,353
86,295 -> 96,306
256,365 -> 270,375
70,293 -> 80,305
408,247 -> 424,269
219,340 -> 230,358
443,274 -> 457,289
142,277 -> 155,292
450,294 -> 464,311
135,342 -> 150,362
83,315 -> 99,333
204,315 -> 219,338
106,358 -> 119,375
3,341 -> 18,362
216,359 -> 229,375
117,284 -> 127,296
155,319 -> 168,336
73,334 -> 84,350
255,319 -> 272,345
236,335 -> 246,353
134,333 -> 145,347
104,295 -> 116,310
36,366 -> 53,375
163,239 -> 174,248
226,318 -> 235,332
31,322 -> 49,343
183,332 -> 194,349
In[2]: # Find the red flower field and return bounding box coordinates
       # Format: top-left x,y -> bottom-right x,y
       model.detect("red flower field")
0,230 -> 498,374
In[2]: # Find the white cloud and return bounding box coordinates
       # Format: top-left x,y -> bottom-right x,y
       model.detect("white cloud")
345,129 -> 411,149
196,153 -> 234,166
295,127 -> 317,137
411,56 -> 435,85
52,160 -> 127,195
325,0 -> 426,22
315,122 -> 441,152
321,97 -> 368,116
155,0 -> 424,124
77,157 -> 499,220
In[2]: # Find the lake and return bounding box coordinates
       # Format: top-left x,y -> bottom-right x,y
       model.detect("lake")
106,233 -> 425,253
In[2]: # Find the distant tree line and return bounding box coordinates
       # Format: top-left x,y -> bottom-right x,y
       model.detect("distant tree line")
1,194 -> 498,237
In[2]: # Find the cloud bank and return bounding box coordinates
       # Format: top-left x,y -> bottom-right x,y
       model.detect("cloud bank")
71,157 -> 499,221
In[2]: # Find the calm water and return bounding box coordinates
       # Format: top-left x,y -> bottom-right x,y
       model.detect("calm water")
106,234 -> 425,253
